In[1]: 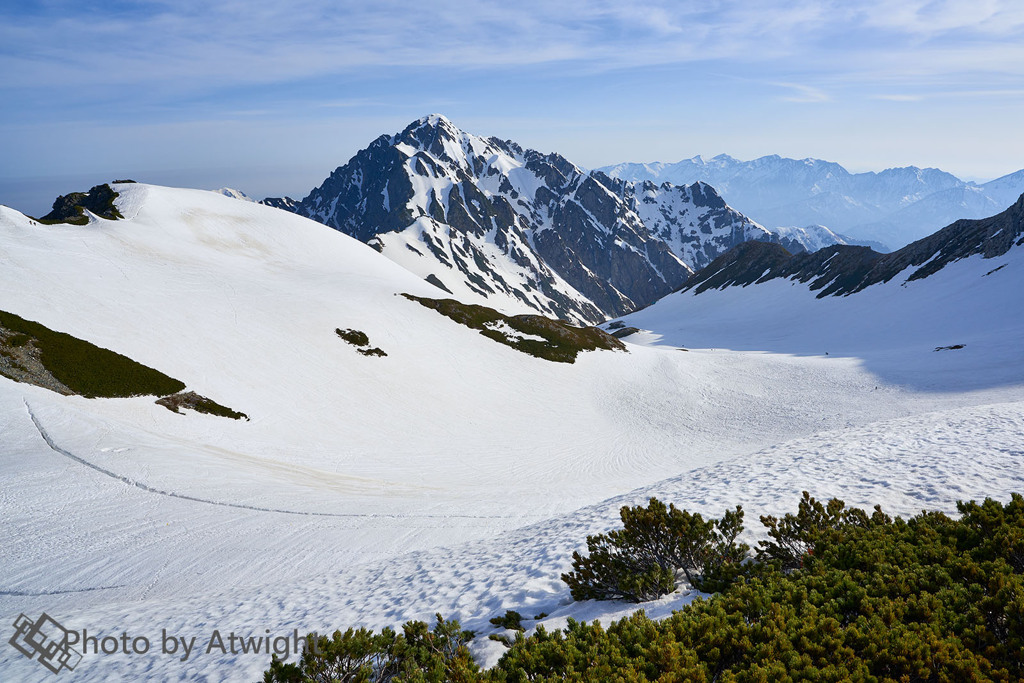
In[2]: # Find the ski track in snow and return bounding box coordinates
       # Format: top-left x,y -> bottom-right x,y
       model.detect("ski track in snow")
23,400 -> 519,522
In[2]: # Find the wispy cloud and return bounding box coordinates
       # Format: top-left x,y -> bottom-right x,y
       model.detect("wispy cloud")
0,1 -> 853,92
855,0 -> 1024,37
871,94 -> 924,102
2,0 -> 1023,102
773,82 -> 831,103
872,88 -> 1024,102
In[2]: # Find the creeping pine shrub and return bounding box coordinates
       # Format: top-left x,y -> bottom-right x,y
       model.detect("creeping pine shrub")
263,614 -> 477,683
489,611 -> 524,632
488,611 -> 526,648
956,494 -> 1024,572
265,493 -> 1024,682
757,490 -> 891,570
494,494 -> 1024,682
561,498 -> 749,602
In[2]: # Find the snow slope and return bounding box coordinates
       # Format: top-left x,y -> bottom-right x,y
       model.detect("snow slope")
617,229 -> 1024,391
1,183 -> 1023,681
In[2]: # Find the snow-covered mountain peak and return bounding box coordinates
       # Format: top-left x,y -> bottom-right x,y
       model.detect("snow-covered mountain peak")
768,224 -> 853,253
387,116 -> 584,201
395,113 -> 486,160
415,112 -> 453,127
214,187 -> 255,202
399,113 -> 461,142
276,116 -> 815,323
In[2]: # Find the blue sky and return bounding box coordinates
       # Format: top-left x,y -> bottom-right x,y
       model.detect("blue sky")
3,0 -> 1024,215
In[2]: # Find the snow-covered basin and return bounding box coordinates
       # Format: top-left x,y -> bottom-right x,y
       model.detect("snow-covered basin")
1,184 -> 1022,681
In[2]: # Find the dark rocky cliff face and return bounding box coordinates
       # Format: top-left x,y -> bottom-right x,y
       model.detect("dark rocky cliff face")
302,137 -> 418,242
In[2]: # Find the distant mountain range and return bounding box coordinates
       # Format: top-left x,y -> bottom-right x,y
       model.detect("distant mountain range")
263,116 -> 850,324
600,155 -> 1024,250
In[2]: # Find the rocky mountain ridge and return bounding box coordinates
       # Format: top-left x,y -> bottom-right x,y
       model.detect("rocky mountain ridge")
264,116 -> 829,324
681,192 -> 1024,298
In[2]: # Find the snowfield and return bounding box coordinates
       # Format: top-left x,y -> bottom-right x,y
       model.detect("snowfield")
1,184 -> 1023,681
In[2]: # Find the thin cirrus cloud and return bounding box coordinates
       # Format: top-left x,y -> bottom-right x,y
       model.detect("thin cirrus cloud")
872,88 -> 1024,102
2,0 -> 1024,211
772,83 -> 832,103
2,1 -> 1023,96
871,94 -> 925,102
855,0 -> 1024,37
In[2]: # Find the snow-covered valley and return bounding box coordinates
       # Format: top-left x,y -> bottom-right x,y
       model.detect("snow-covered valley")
2,184 -> 1023,681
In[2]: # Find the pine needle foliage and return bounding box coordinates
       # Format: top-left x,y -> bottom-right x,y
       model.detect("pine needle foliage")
561,497 -> 749,601
263,493 -> 1024,682
264,614 -> 477,683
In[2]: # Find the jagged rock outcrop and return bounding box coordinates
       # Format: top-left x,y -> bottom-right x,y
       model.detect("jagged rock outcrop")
37,184 -> 123,225
260,196 -> 299,212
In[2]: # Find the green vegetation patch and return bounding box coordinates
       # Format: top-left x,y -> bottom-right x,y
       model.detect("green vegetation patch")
402,294 -> 625,363
267,492 -> 1024,681
35,184 -> 124,225
489,610 -> 525,633
337,328 -> 370,347
156,391 -> 248,420
497,492 -> 1024,681
563,497 -> 747,601
336,328 -> 388,357
7,332 -> 30,348
0,309 -> 185,398
264,614 -> 478,683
